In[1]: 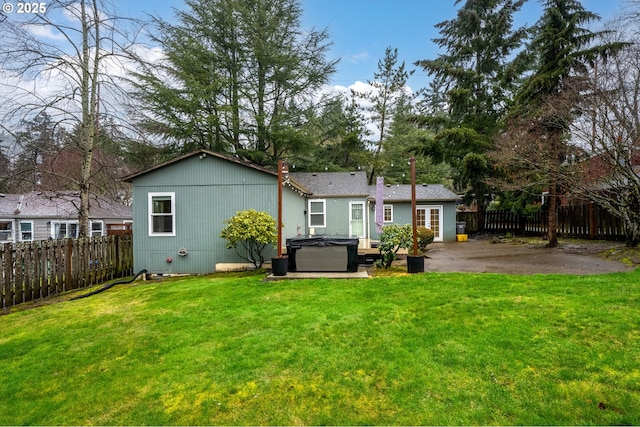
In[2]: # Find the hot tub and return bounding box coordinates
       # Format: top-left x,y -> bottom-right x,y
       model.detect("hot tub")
286,236 -> 359,272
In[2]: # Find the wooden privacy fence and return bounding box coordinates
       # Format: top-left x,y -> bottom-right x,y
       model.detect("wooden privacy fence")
457,204 -> 626,240
1,235 -> 133,309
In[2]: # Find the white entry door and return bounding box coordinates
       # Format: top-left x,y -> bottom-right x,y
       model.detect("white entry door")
349,202 -> 366,239
416,206 -> 443,242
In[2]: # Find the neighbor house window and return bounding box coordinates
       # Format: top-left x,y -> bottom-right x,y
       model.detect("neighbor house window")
0,220 -> 13,242
52,221 -> 79,239
383,205 -> 393,222
90,220 -> 104,237
20,221 -> 33,241
308,199 -> 326,228
149,192 -> 175,236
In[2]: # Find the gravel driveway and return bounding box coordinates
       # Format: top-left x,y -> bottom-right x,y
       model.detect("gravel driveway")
421,238 -> 634,275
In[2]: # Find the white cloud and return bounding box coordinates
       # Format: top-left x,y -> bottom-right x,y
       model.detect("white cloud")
344,50 -> 369,64
25,24 -> 67,41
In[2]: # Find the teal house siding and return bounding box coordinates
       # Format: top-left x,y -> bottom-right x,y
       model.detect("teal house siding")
368,201 -> 457,243
124,150 -> 309,275
368,183 -> 460,243
290,172 -> 370,239
306,197 -> 367,236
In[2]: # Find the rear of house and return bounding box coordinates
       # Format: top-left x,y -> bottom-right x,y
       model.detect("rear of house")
368,183 -> 459,243
124,150 -> 309,275
290,172 -> 459,245
289,171 -> 371,247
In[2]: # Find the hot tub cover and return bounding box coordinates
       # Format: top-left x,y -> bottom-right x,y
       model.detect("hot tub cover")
286,236 -> 359,272
286,235 -> 359,248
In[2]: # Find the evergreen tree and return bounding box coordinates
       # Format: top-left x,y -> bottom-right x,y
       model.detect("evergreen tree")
416,0 -> 529,226
133,0 -> 337,166
294,95 -> 371,172
11,112 -> 59,192
353,47 -> 413,184
503,0 -> 626,247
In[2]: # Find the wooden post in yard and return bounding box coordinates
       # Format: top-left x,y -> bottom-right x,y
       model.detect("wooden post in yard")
277,160 -> 284,257
411,157 -> 418,256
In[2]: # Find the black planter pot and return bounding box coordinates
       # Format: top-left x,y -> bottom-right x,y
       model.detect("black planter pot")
407,255 -> 425,274
271,256 -> 289,276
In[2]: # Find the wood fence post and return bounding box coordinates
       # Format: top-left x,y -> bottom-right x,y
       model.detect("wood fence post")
589,202 -> 596,240
66,239 -> 72,291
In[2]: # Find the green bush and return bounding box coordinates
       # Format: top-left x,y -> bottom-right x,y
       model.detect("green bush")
376,224 -> 435,268
220,209 -> 277,268
417,226 -> 435,252
376,224 -> 413,268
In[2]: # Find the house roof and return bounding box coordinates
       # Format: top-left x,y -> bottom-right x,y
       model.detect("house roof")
289,171 -> 370,197
368,183 -> 459,202
0,191 -> 132,219
122,149 -> 312,196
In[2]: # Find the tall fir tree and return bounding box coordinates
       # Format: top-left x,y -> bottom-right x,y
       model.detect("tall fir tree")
416,0 -> 529,226
505,0 -> 627,247
133,0 -> 337,167
353,47 -> 413,184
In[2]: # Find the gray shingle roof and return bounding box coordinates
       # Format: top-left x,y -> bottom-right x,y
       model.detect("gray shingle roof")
289,171 -> 370,196
0,191 -> 132,219
368,183 -> 459,202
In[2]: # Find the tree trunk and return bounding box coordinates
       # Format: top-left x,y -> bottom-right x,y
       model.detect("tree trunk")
546,181 -> 558,248
624,216 -> 640,248
78,0 -> 100,237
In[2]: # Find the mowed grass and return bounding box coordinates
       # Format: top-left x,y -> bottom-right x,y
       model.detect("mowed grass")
1,269 -> 639,425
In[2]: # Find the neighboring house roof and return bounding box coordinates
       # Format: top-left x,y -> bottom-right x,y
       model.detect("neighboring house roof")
368,183 -> 460,202
0,191 -> 132,219
122,149 -> 312,196
290,171 -> 370,197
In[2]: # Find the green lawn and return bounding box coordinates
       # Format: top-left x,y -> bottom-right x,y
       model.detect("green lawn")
1,269 -> 639,425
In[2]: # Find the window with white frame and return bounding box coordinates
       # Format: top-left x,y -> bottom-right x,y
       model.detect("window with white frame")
383,204 -> 393,222
52,221 -> 79,239
149,192 -> 175,236
20,221 -> 33,241
90,220 -> 104,237
0,220 -> 14,242
308,199 -> 326,228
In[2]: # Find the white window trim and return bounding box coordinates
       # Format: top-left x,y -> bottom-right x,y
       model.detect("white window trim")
50,220 -> 79,239
416,205 -> 444,242
0,219 -> 15,243
349,201 -> 366,239
90,220 -> 104,237
19,220 -> 34,242
148,192 -> 176,237
308,199 -> 326,228
383,204 -> 393,223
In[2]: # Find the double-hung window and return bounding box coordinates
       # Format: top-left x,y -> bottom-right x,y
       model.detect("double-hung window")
20,221 -> 33,241
308,199 -> 326,228
52,221 -> 79,239
149,192 -> 175,236
0,220 -> 13,243
90,220 -> 104,237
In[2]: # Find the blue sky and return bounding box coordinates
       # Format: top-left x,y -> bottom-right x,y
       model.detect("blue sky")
301,0 -> 624,91
126,0 -> 625,92
4,0 -> 621,95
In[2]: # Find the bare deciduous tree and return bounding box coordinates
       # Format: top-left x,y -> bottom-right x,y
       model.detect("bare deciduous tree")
569,22 -> 640,247
0,0 -> 144,236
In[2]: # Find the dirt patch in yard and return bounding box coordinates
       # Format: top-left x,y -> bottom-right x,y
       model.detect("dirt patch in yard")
402,236 -> 639,275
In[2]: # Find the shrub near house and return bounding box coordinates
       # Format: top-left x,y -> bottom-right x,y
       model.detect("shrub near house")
219,210 -> 277,269
376,224 -> 435,268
